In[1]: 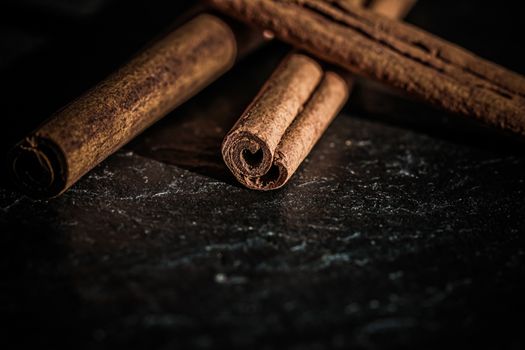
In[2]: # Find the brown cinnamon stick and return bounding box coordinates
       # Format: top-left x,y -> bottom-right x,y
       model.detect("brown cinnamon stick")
222,53 -> 332,189
207,0 -> 525,136
370,0 -> 417,19
9,14 -> 258,198
222,0 -> 415,190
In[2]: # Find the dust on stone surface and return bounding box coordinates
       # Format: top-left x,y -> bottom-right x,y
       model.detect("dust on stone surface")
2,112 -> 524,349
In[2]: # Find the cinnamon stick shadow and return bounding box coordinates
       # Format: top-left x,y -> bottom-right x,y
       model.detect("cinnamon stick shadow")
347,80 -> 525,155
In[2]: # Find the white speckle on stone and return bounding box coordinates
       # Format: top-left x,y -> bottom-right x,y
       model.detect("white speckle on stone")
389,271 -> 404,280
355,259 -> 369,267
345,303 -> 360,314
214,273 -> 247,285
356,140 -> 372,147
215,273 -> 227,283
290,241 -> 307,252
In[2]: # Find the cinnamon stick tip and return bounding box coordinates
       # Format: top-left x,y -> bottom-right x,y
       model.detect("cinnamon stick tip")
324,70 -> 352,98
198,13 -> 239,63
8,135 -> 68,198
291,53 -> 323,73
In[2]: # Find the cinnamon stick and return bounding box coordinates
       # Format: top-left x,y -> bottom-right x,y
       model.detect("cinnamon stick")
222,53 -> 336,189
222,0 -> 415,190
207,0 -> 525,136
370,0 -> 417,19
9,14 -> 258,198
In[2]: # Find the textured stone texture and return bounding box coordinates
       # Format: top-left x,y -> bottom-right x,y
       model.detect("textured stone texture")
3,105 -> 525,348
1,1 -> 525,349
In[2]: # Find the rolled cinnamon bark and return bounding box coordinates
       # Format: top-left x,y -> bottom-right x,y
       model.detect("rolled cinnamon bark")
207,0 -> 525,136
221,0 -> 416,190
222,53 -> 324,187
258,72 -> 348,189
9,14 -> 243,198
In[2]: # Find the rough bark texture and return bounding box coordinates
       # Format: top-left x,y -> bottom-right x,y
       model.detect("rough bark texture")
271,72 -> 349,185
207,0 -> 525,136
222,53 -> 323,188
222,0 -> 416,190
9,14 -> 237,198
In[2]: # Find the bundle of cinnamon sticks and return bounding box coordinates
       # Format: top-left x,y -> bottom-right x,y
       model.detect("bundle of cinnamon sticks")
9,0 -> 525,198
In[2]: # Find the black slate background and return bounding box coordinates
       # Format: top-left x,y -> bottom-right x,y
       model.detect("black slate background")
1,1 -> 525,349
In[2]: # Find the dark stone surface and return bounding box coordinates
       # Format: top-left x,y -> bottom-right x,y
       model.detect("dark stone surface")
1,1 -> 525,349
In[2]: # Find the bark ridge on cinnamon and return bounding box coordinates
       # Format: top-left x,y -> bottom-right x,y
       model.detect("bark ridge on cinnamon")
207,0 -> 525,136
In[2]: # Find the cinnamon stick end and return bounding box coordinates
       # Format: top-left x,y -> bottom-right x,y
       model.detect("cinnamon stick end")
222,131 -> 274,178
239,160 -> 289,191
9,136 -> 68,198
